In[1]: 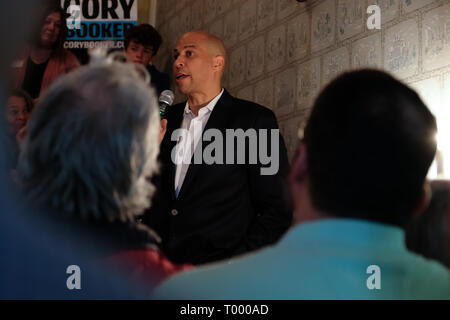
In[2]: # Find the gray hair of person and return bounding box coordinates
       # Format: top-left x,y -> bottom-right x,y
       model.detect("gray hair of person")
17,53 -> 160,223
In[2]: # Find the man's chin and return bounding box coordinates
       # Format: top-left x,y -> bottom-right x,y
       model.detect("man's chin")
176,85 -> 189,95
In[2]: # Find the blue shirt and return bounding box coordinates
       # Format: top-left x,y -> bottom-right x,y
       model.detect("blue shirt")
154,219 -> 450,299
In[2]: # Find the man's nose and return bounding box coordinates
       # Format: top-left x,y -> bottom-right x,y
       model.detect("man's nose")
174,56 -> 184,69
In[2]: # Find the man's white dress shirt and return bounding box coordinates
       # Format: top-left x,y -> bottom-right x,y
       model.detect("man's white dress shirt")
174,89 -> 224,197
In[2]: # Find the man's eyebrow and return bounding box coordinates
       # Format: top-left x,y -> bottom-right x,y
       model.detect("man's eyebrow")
173,45 -> 197,52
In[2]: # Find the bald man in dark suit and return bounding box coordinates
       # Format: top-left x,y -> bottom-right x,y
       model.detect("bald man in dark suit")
144,31 -> 292,265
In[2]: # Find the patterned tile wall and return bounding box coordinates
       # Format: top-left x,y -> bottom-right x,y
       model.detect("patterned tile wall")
154,0 -> 450,162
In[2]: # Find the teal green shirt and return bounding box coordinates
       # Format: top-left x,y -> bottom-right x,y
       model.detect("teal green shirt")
154,219 -> 450,299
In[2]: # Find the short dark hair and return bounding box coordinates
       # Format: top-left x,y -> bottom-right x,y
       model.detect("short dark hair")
124,24 -> 162,55
10,89 -> 34,113
18,58 -> 160,223
303,69 -> 437,226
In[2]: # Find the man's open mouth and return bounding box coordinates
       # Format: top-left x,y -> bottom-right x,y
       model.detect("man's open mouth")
176,74 -> 190,80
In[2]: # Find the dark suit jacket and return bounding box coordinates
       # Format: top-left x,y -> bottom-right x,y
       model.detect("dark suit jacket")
143,90 -> 292,265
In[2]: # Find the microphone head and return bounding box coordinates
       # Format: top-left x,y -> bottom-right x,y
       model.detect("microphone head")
159,90 -> 175,107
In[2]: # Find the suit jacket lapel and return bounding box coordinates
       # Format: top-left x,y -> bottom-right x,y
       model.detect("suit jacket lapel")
176,90 -> 234,200
161,105 -> 184,200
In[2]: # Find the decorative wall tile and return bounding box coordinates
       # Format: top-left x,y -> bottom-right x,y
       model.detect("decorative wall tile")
274,0 -> 300,20
352,33 -> 382,68
384,18 -> 419,79
287,12 -> 310,63
274,67 -> 296,117
179,7 -> 191,34
311,0 -> 336,53
155,0 -> 450,173
337,0 -> 365,41
176,0 -> 188,12
373,0 -> 399,25
422,4 -> 450,72
297,58 -> 321,111
266,24 -> 286,72
237,85 -> 254,101
403,0 -> 433,13
204,0 -> 217,25
209,17 -> 224,38
254,77 -> 274,110
217,0 -> 233,15
239,0 -> 257,41
165,0 -> 176,18
247,35 -> 265,80
156,0 -> 166,20
224,8 -> 239,48
169,17 -> 182,44
229,45 -> 246,88
190,0 -> 204,30
257,0 -> 276,31
323,46 -> 350,86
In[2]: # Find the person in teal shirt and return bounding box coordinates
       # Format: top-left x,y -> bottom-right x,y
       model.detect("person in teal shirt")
153,70 -> 450,300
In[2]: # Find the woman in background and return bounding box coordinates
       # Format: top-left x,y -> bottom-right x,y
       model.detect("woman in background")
10,3 -> 79,100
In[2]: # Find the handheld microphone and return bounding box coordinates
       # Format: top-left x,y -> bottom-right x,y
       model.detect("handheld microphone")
159,90 -> 174,119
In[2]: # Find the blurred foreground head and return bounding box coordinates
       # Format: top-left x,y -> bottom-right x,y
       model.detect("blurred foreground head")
18,53 -> 160,222
292,69 -> 437,227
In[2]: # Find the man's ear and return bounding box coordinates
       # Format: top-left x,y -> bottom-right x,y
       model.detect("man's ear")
289,143 -> 308,185
213,56 -> 225,72
412,182 -> 432,218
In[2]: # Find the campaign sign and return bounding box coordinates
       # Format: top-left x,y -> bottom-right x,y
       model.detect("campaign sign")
61,0 -> 138,49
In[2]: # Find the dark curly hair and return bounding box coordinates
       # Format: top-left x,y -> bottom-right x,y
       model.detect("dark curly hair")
124,24 -> 162,56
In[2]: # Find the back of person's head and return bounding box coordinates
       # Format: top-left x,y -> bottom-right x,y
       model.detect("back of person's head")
303,69 -> 437,226
406,180 -> 450,267
18,53 -> 160,223
124,24 -> 162,55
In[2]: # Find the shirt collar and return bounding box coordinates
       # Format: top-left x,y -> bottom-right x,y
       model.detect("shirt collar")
279,218 -> 406,251
184,88 -> 224,117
